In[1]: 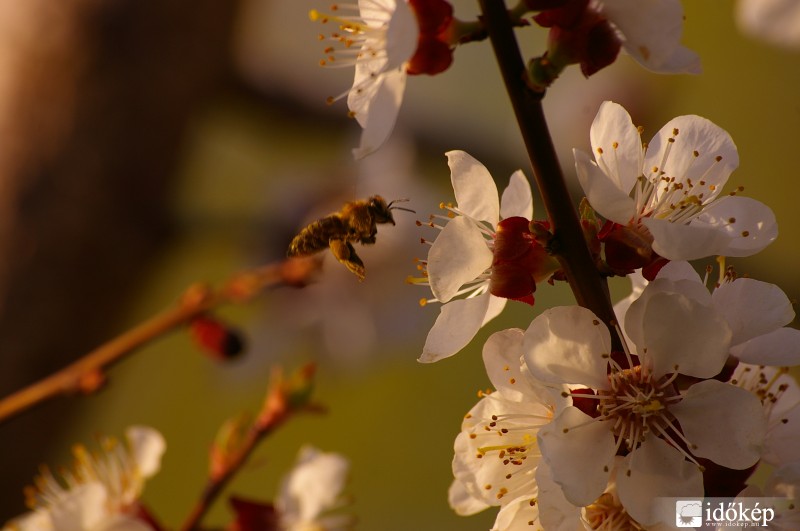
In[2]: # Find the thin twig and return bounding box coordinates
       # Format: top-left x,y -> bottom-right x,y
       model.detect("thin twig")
180,364 -> 318,531
0,257 -> 322,425
477,0 -> 619,334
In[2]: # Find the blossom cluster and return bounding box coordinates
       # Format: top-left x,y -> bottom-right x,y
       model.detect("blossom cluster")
411,100 -> 800,529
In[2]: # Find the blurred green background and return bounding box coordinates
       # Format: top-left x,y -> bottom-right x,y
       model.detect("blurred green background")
1,1 -> 799,529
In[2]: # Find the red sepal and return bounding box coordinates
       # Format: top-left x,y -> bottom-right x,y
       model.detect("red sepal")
407,0 -> 455,76
489,217 -> 553,304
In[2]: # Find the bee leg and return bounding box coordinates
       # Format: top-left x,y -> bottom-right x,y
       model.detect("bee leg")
361,230 -> 377,245
329,239 -> 366,281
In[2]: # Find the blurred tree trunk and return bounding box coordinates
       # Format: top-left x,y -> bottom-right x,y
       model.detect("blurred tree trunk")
0,0 -> 241,518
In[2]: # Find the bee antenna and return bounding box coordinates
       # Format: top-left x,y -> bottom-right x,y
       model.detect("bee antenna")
387,198 -> 415,213
386,198 -> 417,214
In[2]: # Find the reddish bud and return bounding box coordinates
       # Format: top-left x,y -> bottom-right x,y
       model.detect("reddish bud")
489,217 -> 557,305
598,222 -> 653,274
528,0 -> 621,81
190,315 -> 245,361
227,496 -> 280,531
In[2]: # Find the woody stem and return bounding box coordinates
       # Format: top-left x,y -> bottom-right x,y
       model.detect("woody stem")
478,0 -> 618,333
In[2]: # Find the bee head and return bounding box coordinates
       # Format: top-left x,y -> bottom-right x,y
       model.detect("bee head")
369,196 -> 415,225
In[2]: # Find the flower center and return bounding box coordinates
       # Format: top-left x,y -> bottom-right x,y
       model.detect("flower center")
464,395 -> 552,502
598,365 -> 671,450
24,435 -> 141,512
583,492 -> 644,531
626,127 -> 740,228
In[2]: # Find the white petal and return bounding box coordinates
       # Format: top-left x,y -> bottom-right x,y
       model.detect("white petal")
500,170 -> 533,220
10,510 -> 55,531
126,426 -> 165,479
50,482 -> 109,531
427,216 -> 493,303
97,516 -> 154,531
358,0 -> 394,27
453,396 -> 543,506
351,69 -> 406,159
613,271 -> 647,326
446,150 -> 500,225
638,290 -> 731,378
536,462 -> 582,531
645,44 -> 703,74
671,380 -> 766,469
575,149 -> 636,224
601,0 -> 701,74
737,0 -> 800,49
419,293 -> 493,363
765,399 -> 800,465
277,446 -> 349,523
492,497 -> 541,531
732,327 -> 800,366
588,101 -> 643,194
644,216 -> 733,260
616,435 -> 704,526
448,478 -> 490,516
483,294 -> 507,326
523,306 -> 612,390
538,407 -> 616,506
381,0 -> 419,68
655,260 -> 702,283
693,196 -> 778,257
712,277 -> 794,346
644,114 -> 738,194
482,329 -> 527,399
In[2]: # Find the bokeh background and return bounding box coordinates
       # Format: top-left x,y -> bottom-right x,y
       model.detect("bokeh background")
1,1 -> 799,529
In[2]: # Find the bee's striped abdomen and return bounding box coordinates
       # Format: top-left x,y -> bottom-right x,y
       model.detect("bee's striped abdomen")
287,215 -> 347,257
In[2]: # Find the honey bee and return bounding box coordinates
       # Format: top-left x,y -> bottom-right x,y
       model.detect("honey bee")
287,195 -> 414,281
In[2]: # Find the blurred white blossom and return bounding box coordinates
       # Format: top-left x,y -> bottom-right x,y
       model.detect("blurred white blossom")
4,426 -> 165,531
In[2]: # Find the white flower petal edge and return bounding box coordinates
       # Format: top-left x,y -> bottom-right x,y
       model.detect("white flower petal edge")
126,426 -> 166,480
737,0 -> 800,50
523,306 -> 612,390
500,170 -> 534,220
447,150 -> 501,225
626,283 -> 731,379
448,479 -> 490,516
599,0 -> 701,74
491,496 -> 542,531
276,446 -> 350,527
670,379 -> 766,469
537,407 -> 617,506
419,293 -> 506,363
334,0 -> 418,159
616,435 -> 704,526
427,216 -> 493,303
712,277 -> 795,346
351,69 -> 408,159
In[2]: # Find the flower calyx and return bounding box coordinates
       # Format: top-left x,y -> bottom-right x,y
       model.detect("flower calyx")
489,217 -> 559,305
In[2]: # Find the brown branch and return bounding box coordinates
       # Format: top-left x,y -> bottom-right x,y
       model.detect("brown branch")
0,257 -> 322,425
478,0 -> 618,333
180,364 -> 319,531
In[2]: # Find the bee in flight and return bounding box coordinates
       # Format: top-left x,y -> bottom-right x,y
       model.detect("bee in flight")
287,195 -> 414,281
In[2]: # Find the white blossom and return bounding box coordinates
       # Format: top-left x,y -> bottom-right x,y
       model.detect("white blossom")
413,151 -> 543,363
575,101 -> 777,261
4,426 -> 165,531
